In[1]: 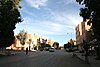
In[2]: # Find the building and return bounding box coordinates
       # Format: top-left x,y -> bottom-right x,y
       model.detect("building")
76,24 -> 82,46
76,19 -> 91,50
81,19 -> 91,43
47,39 -> 54,46
7,33 -> 54,50
68,39 -> 76,45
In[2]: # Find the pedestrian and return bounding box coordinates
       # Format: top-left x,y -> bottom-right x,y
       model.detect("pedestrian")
26,47 -> 28,55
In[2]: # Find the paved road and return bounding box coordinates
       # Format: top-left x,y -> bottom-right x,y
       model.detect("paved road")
0,50 -> 91,67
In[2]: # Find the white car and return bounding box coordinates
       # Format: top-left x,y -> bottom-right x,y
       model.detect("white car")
49,47 -> 55,52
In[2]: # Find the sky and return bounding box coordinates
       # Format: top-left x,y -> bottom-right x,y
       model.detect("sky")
14,0 -> 83,46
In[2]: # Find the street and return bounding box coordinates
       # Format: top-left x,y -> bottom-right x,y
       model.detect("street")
0,50 -> 91,67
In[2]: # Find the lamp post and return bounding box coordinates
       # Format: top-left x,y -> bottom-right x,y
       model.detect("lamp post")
67,33 -> 69,42
70,32 -> 73,39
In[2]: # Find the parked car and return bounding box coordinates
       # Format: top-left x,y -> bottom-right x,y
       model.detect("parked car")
49,47 -> 55,52
65,48 -> 73,52
44,47 -> 49,51
39,47 -> 44,51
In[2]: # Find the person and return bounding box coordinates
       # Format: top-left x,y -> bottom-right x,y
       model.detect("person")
26,47 -> 28,55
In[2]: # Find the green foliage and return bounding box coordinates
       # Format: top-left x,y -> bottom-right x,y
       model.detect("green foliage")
28,38 -> 32,44
29,38 -> 32,42
0,0 -> 22,48
76,0 -> 100,41
28,38 -> 32,51
16,30 -> 27,45
64,41 -> 75,50
64,44 -> 67,49
45,44 -> 51,47
53,42 -> 59,49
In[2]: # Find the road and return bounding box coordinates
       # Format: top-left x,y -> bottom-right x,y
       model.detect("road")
0,50 -> 91,67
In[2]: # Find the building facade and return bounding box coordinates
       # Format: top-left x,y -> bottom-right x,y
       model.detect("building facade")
7,33 -> 54,50
76,19 -> 91,50
76,24 -> 82,46
81,19 -> 91,43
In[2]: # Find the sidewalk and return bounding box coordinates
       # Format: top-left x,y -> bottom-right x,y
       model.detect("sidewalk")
74,51 -> 100,67
0,50 -> 37,56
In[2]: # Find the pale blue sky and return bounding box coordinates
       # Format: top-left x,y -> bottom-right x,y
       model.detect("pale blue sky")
14,0 -> 83,46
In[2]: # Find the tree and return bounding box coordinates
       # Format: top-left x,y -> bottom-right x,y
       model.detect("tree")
16,30 -> 27,50
64,43 -> 67,49
45,44 -> 51,47
53,42 -> 59,49
64,43 -> 70,49
76,0 -> 100,59
28,38 -> 32,51
0,0 -> 22,48
76,0 -> 100,41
